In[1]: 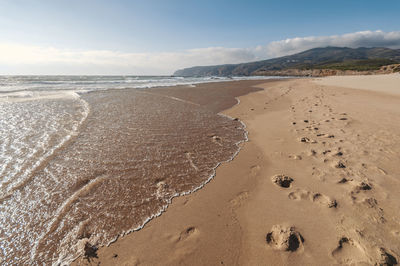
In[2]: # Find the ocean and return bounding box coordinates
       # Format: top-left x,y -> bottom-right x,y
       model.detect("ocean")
0,75 -> 275,264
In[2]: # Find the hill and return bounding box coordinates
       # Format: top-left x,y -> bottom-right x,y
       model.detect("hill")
173,47 -> 400,77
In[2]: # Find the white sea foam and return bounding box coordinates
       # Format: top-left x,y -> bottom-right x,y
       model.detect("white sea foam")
0,92 -> 90,202
0,75 -> 282,99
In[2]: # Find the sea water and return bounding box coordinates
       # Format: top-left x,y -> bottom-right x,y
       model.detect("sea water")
0,75 -> 273,264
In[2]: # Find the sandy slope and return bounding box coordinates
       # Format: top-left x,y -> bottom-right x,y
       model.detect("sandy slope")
314,73 -> 400,95
75,75 -> 400,265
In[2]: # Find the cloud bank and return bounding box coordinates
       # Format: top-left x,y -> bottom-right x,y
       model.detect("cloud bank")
267,30 -> 400,57
0,44 -> 261,75
0,30 -> 399,75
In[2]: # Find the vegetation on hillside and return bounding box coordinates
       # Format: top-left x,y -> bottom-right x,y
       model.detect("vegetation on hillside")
298,59 -> 398,71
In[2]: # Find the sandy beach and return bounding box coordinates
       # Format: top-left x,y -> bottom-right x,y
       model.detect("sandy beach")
2,2 -> 399,265
74,74 -> 400,266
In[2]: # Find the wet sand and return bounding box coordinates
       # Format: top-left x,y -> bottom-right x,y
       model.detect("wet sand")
1,80 -> 264,265
75,75 -> 400,265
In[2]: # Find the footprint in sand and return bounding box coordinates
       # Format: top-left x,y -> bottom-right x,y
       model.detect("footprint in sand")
338,178 -> 372,190
357,181 -> 373,191
335,151 -> 344,157
250,165 -> 261,176
377,247 -> 398,266
351,180 -> 373,194
230,191 -> 249,209
266,225 -> 304,252
165,226 -> 201,261
360,198 -> 386,223
300,137 -> 317,144
346,180 -> 375,202
288,189 -> 337,208
338,177 -> 350,184
288,154 -> 302,160
376,167 -> 388,175
331,237 -> 370,264
271,175 -> 294,188
322,149 -> 331,155
177,226 -> 198,242
334,161 -> 346,169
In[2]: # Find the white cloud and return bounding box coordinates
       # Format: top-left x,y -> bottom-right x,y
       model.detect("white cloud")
0,44 -> 260,75
0,30 -> 399,75
266,30 -> 400,57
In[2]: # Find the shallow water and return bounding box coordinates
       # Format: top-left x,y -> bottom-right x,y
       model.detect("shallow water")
0,79 -> 264,265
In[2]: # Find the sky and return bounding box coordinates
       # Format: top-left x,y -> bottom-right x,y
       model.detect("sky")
0,0 -> 399,75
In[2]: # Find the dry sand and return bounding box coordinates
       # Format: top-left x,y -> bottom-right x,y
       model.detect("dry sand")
74,74 -> 400,265
314,73 -> 400,95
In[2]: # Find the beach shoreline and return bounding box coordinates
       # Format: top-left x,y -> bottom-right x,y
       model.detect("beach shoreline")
74,74 -> 400,265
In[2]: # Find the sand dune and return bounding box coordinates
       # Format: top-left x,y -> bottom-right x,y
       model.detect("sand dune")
314,73 -> 400,95
74,74 -> 400,265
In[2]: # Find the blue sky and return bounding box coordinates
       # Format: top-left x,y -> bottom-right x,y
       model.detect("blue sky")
0,0 -> 399,74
